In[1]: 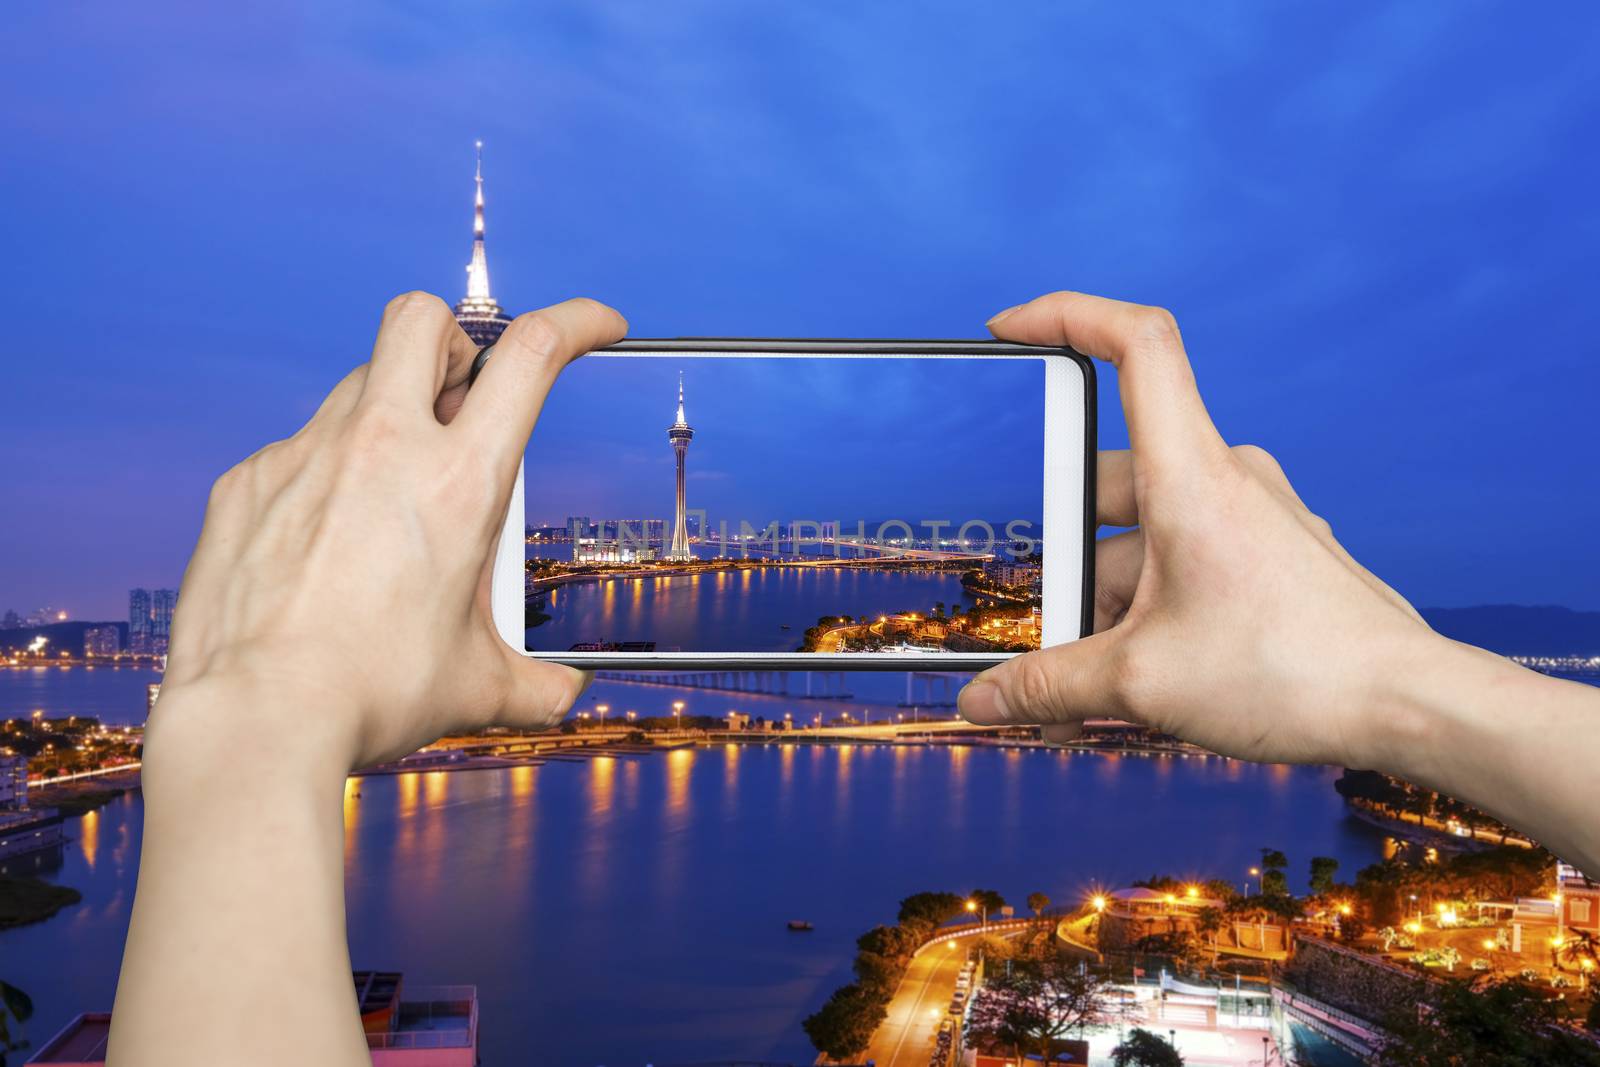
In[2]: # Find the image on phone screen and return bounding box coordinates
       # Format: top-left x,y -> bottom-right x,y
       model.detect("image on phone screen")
522,352 -> 1053,658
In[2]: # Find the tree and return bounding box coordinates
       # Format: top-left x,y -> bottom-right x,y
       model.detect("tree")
857,923 -> 922,961
853,950 -> 903,994
1194,906 -> 1225,965
965,970 -> 1043,1065
1259,848 -> 1289,896
898,891 -> 965,929
1028,892 -> 1052,919
970,888 -> 1007,915
1309,856 -> 1340,896
1111,1028 -> 1184,1067
1374,979 -> 1600,1066
966,954 -> 1112,1065
1554,929 -> 1600,976
802,983 -> 885,1062
974,933 -> 1018,960
1,981 -> 33,1067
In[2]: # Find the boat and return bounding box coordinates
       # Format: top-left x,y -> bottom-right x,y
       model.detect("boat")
787,920 -> 814,931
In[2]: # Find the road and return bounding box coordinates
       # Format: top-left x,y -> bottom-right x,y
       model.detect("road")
862,922 -> 1028,1067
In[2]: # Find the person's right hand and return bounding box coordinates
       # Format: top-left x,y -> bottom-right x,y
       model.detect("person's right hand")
958,291 -> 1440,769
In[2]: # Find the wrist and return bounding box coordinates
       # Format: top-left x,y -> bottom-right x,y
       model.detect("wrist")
1361,630 -> 1508,782
144,673 -> 358,800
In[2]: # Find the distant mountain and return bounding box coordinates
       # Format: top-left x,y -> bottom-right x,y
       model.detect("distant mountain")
1420,605 -> 1600,656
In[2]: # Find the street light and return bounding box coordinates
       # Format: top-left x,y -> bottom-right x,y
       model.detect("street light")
1248,867 -> 1260,895
672,700 -> 685,729
596,704 -> 609,727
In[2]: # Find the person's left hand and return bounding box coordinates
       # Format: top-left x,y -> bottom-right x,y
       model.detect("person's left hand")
149,291 -> 627,775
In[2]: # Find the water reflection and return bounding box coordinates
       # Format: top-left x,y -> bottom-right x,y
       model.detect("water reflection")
424,769 -> 448,807
723,742 -> 739,797
666,747 -> 693,820
621,757 -> 641,812
590,756 -> 616,815
531,567 -> 975,654
14,745 -> 1388,1067
79,808 -> 98,870
836,744 -> 854,818
398,771 -> 419,817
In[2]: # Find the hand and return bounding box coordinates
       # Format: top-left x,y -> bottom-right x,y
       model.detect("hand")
959,291 -> 1439,769
151,291 -> 627,774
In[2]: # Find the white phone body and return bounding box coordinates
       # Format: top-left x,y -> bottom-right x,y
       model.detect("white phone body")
491,339 -> 1094,671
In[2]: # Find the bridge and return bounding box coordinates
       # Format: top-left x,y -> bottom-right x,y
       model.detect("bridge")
595,669 -> 855,699
593,669 -> 976,708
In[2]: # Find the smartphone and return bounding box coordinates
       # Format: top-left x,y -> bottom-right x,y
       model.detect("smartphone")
491,339 -> 1095,670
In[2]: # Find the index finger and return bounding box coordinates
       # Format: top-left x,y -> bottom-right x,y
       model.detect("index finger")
456,297 -> 629,476
989,291 -> 1225,471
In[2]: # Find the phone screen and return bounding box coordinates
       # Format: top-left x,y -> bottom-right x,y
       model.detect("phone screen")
522,350 -> 1057,659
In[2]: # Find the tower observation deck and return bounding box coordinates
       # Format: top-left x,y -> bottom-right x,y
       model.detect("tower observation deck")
668,373 -> 695,561
452,141 -> 513,346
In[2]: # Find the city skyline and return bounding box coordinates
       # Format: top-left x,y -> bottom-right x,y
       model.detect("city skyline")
4,5 -> 1599,618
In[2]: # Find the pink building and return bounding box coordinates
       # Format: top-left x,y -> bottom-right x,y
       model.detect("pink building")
1558,862 -> 1600,934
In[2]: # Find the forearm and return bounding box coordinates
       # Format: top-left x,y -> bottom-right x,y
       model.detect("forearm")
108,683 -> 368,1067
1378,635 -> 1600,873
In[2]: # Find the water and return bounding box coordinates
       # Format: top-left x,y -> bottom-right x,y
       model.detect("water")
0,665 -> 162,724
2,743 -> 1387,1066
530,565 -> 977,654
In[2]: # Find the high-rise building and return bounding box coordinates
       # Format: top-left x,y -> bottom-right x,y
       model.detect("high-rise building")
128,589 -> 152,653
452,141 -> 513,346
152,589 -> 177,643
667,374 -> 695,561
84,627 -> 119,657
129,588 -> 177,655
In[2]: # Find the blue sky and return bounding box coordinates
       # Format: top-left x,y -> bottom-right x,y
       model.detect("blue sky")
525,356 -> 1044,526
2,2 -> 1598,618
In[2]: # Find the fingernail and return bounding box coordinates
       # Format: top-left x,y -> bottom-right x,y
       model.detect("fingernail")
958,679 -> 1011,724
1041,724 -> 1078,748
985,304 -> 1023,327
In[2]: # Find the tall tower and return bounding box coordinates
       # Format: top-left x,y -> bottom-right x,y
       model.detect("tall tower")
667,373 -> 695,561
453,140 -> 513,345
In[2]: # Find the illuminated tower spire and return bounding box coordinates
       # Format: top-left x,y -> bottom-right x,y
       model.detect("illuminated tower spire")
668,372 -> 695,561
453,139 -> 513,345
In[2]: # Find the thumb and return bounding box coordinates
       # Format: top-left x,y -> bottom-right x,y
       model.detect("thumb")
496,655 -> 592,732
958,632 -> 1121,728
